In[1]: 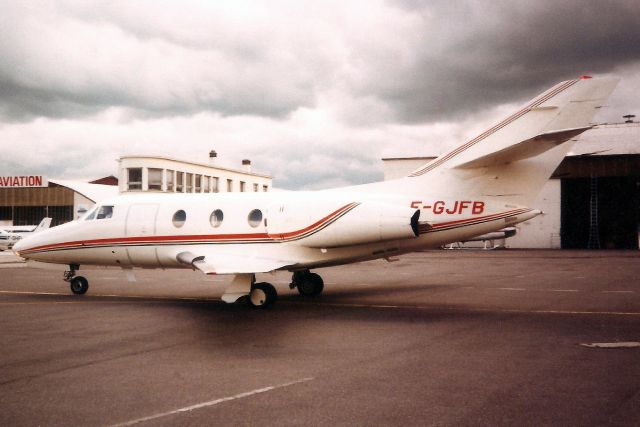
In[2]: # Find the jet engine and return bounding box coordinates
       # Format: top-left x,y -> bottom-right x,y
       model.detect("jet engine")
268,202 -> 420,248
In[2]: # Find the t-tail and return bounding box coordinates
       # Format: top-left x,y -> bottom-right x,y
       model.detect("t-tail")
402,76 -> 619,206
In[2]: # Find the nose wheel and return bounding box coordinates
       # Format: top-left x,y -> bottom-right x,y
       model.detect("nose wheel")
248,282 -> 277,308
64,264 -> 89,295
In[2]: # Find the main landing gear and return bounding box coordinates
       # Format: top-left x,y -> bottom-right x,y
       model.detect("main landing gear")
290,270 -> 324,297
248,282 -> 278,309
64,264 -> 89,295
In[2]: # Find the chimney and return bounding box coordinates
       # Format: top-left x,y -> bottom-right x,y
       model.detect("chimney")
242,159 -> 252,173
209,150 -> 217,166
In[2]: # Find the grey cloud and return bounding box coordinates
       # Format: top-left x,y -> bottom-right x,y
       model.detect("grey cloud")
0,0 -> 639,126
370,0 -> 640,122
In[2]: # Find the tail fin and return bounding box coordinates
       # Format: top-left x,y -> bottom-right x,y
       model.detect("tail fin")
409,76 -> 619,206
34,217 -> 52,233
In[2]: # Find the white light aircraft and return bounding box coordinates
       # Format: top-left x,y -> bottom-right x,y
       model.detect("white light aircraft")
0,218 -> 52,251
14,77 -> 618,307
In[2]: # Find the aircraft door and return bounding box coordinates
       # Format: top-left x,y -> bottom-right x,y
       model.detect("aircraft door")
266,204 -> 288,240
125,204 -> 160,267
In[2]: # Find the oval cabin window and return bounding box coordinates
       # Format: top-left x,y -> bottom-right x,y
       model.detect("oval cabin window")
172,210 -> 186,228
210,209 -> 224,228
248,209 -> 262,228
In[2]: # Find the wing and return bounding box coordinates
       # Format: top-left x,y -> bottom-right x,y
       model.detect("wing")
176,250 -> 294,275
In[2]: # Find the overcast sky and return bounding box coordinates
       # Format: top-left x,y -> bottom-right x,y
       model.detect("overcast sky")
1,0 -> 639,189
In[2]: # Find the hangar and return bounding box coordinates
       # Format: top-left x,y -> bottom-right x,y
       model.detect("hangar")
0,152 -> 272,228
383,121 -> 640,249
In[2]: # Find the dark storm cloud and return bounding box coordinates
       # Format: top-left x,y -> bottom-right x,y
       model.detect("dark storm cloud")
378,0 -> 640,121
0,0 -> 638,124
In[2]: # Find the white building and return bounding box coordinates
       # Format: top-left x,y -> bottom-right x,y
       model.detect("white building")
118,152 -> 272,194
1,152 -> 273,227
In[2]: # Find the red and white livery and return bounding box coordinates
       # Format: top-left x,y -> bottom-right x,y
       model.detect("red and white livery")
14,77 -> 618,307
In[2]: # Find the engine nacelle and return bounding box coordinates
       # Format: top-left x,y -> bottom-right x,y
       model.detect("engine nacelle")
294,202 -> 420,248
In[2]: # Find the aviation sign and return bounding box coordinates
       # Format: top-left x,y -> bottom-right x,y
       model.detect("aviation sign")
0,175 -> 48,188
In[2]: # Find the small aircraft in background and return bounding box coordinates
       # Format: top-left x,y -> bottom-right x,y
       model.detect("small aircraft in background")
14,77 -> 618,307
444,227 -> 517,250
0,218 -> 52,251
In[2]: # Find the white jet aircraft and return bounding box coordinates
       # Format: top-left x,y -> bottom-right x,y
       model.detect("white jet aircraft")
14,77 -> 618,307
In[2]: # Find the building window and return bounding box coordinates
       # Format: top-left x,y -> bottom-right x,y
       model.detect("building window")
253,183 -> 259,192
195,175 -> 202,192
203,176 -> 210,193
211,177 -> 219,193
240,181 -> 246,192
263,185 -> 268,192
186,173 -> 193,192
176,172 -> 184,192
127,168 -> 142,190
166,170 -> 174,192
227,179 -> 233,192
248,209 -> 262,228
210,209 -> 223,228
172,210 -> 186,227
148,168 -> 163,191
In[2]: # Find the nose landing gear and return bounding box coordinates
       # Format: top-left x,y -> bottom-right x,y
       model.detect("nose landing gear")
64,264 -> 89,295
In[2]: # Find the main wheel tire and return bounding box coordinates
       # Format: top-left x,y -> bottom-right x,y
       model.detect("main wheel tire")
248,282 -> 277,308
297,272 -> 324,297
70,276 -> 89,295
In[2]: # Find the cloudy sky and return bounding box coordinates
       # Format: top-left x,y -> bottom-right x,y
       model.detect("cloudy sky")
1,0 -> 639,189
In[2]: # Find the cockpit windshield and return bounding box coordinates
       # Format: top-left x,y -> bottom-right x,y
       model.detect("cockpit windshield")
83,207 -> 97,220
84,205 -> 114,221
96,205 -> 114,219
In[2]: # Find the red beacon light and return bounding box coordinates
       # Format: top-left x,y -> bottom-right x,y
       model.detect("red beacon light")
579,75 -> 593,79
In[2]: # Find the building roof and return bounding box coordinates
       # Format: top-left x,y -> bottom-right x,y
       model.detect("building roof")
90,175 -> 119,186
49,179 -> 119,203
570,122 -> 640,156
119,155 -> 271,179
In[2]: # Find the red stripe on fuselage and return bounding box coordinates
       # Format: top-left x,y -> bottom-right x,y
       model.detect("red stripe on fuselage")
19,202 -> 360,255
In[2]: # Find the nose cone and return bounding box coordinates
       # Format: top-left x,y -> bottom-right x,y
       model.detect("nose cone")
12,234 -> 31,257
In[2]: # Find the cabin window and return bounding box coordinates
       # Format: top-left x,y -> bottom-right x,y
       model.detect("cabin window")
172,210 -> 186,228
127,168 -> 142,190
210,209 -> 224,228
148,168 -> 163,191
248,209 -> 262,228
96,205 -> 114,220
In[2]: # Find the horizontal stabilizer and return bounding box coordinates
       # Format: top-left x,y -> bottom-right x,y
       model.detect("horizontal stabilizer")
453,126 -> 592,169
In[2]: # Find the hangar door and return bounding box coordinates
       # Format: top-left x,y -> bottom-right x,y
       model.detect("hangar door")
561,177 -> 639,249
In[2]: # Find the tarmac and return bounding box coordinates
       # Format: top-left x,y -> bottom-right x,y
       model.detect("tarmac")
0,250 -> 639,426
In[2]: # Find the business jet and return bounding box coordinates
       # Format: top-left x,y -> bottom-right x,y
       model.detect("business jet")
14,77 -> 618,308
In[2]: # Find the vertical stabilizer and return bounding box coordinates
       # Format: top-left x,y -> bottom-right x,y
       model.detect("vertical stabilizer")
406,77 -> 619,206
